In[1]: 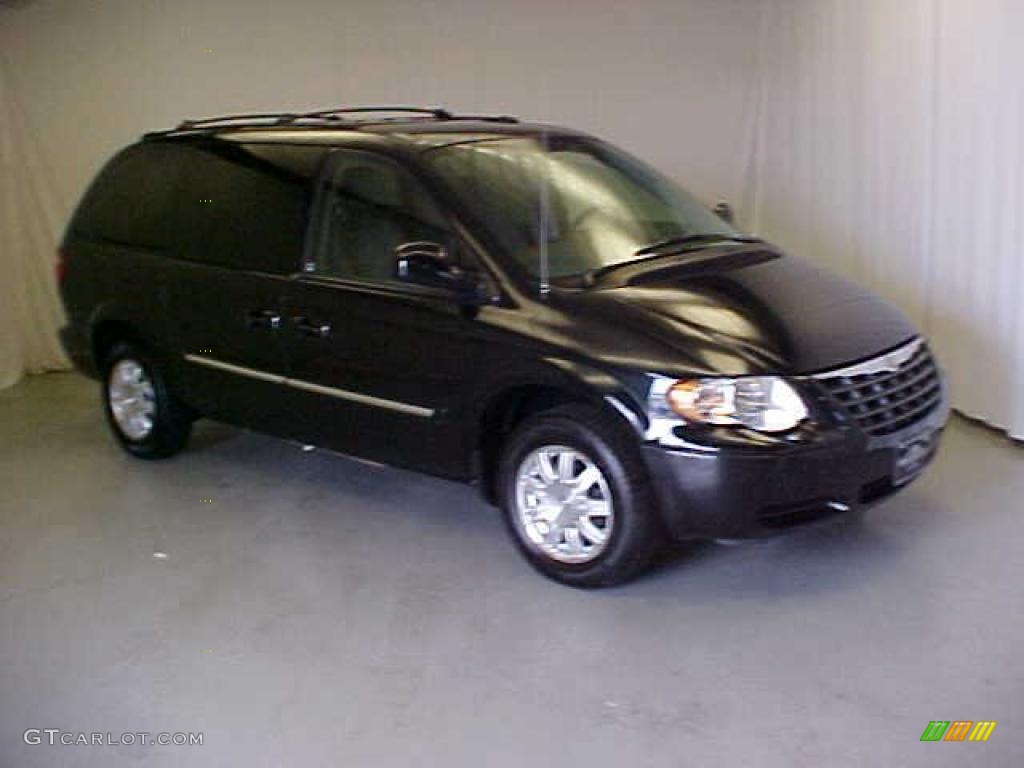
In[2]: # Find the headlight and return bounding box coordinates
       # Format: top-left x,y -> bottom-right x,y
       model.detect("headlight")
648,376 -> 808,433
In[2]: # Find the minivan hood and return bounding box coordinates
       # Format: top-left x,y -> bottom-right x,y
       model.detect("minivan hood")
563,251 -> 917,376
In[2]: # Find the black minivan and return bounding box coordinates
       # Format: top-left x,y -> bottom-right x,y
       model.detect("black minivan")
58,107 -> 949,586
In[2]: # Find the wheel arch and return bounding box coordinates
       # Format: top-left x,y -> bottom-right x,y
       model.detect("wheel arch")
88,300 -> 174,373
473,359 -> 648,504
90,316 -> 144,371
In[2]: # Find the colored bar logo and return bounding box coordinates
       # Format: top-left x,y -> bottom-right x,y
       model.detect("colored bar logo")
921,721 -> 996,742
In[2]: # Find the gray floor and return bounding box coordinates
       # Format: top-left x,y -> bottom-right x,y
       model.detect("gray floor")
1,373 -> 1022,767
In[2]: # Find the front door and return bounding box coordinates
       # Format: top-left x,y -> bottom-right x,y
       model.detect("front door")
281,149 -> 490,477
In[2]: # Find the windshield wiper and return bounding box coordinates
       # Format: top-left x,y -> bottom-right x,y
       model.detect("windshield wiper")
579,234 -> 765,286
634,233 -> 761,256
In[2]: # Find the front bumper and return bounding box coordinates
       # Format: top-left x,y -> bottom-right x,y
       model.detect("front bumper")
641,389 -> 951,540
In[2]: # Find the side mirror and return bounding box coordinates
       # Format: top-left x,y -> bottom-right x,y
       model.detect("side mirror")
394,241 -> 491,305
712,201 -> 735,224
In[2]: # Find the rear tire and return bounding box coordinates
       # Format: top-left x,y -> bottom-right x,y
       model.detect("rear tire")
498,404 -> 663,587
102,341 -> 192,459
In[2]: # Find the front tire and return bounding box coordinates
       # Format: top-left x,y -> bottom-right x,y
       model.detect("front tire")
102,341 -> 192,459
498,404 -> 663,587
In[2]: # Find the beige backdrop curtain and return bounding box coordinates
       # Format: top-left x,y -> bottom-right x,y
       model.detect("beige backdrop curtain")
748,0 -> 1024,438
0,61 -> 68,388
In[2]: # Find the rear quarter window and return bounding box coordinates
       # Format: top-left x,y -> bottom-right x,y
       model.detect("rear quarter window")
68,143 -> 187,249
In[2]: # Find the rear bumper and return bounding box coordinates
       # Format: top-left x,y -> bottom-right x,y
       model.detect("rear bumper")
642,391 -> 951,540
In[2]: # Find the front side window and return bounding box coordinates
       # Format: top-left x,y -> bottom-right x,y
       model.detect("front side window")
424,135 -> 738,281
311,150 -> 453,284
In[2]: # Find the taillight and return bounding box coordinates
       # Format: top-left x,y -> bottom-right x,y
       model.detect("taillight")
56,248 -> 68,283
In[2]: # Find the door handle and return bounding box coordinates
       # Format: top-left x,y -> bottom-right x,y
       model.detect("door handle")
293,316 -> 332,338
246,309 -> 282,329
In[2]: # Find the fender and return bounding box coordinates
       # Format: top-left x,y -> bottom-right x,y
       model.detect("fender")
467,354 -> 650,443
537,356 -> 649,436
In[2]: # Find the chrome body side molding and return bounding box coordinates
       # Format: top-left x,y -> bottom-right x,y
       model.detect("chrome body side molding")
184,354 -> 435,418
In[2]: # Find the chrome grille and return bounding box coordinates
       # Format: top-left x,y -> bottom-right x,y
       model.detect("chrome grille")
814,340 -> 942,436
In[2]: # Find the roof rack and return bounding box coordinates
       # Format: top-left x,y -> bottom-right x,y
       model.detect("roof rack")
178,112 -> 300,128
143,112 -> 300,138
277,106 -> 517,124
282,106 -> 454,122
439,113 -> 519,124
143,106 -> 519,138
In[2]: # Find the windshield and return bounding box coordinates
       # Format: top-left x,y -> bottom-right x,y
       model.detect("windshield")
424,135 -> 739,280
